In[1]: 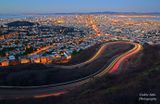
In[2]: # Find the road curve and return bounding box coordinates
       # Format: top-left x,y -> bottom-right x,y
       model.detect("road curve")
0,41 -> 143,100
52,41 -> 134,69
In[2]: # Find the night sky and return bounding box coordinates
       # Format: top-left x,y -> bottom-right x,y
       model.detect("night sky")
0,0 -> 160,14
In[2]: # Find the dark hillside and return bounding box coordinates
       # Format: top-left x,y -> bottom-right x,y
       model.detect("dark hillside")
0,44 -> 160,104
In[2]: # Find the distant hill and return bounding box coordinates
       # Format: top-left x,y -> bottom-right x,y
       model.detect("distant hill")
6,21 -> 35,27
87,11 -> 160,15
26,11 -> 160,16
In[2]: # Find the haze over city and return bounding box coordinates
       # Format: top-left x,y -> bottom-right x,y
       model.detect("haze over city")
0,0 -> 160,14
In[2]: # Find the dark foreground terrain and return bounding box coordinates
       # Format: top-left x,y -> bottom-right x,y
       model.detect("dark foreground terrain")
0,43 -> 132,86
0,44 -> 160,104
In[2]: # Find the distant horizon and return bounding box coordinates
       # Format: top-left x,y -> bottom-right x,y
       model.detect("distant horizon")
0,0 -> 160,14
0,11 -> 160,15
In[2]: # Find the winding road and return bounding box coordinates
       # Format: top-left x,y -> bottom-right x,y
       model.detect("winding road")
0,41 -> 143,100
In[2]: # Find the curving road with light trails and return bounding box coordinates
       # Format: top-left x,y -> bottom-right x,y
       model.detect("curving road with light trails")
0,41 -> 143,100
52,41 -> 135,69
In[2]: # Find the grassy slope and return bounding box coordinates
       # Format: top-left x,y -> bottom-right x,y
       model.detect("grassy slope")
57,44 -> 160,104
58,65 -> 160,104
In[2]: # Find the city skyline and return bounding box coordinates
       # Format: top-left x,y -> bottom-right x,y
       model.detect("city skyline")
0,0 -> 160,14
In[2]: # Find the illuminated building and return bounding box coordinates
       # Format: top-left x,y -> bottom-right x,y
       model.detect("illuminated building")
40,57 -> 47,64
20,58 -> 30,64
33,58 -> 41,63
0,60 -> 9,67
